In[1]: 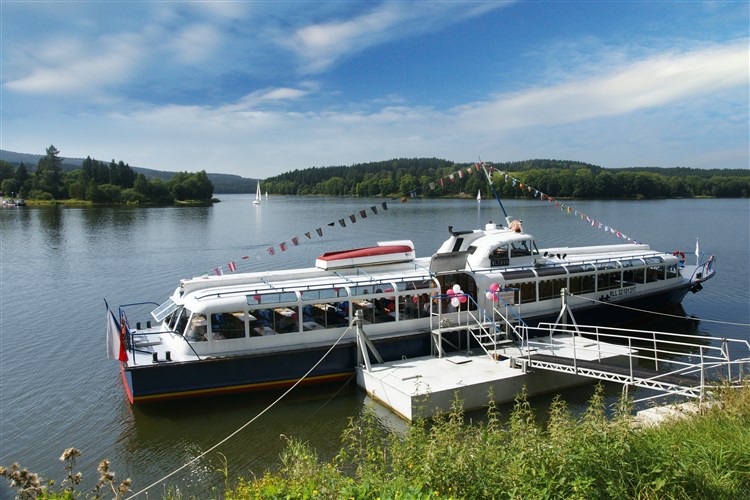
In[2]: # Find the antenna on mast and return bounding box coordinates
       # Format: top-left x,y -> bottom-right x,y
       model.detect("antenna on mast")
478,157 -> 511,226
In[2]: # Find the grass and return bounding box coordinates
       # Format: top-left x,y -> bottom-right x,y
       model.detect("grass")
4,384 -> 749,499
227,383 -> 750,499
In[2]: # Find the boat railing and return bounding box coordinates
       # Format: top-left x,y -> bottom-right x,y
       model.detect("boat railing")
482,250 -> 670,277
488,288 -> 526,341
520,321 -> 750,403
429,292 -> 522,361
118,302 -> 203,364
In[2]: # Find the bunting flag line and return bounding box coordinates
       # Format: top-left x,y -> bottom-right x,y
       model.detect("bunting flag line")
492,167 -> 640,245
204,161 -> 635,277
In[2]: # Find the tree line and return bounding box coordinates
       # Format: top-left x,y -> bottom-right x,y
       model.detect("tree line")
263,158 -> 749,199
0,145 -> 214,203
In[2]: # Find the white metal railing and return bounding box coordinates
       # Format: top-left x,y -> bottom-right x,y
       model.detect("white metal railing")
517,321 -> 750,404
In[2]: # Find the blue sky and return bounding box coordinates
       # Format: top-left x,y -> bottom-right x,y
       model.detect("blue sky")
1,1 -> 748,178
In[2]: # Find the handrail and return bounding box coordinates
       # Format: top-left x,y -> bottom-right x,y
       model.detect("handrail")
519,321 -> 750,402
429,292 -> 522,360
118,304 -> 203,364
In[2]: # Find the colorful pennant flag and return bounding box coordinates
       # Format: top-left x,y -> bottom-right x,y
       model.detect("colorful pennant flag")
227,261 -> 237,272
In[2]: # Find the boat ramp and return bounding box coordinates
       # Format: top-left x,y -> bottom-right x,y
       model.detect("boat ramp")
355,291 -> 750,422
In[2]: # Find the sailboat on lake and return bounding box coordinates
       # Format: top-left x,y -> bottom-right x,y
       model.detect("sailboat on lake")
253,181 -> 262,205
477,190 -> 481,202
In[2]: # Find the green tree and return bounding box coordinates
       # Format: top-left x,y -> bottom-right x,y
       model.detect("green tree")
33,145 -> 64,199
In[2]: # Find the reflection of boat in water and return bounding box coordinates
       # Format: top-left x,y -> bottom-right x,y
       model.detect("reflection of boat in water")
106,209 -> 716,403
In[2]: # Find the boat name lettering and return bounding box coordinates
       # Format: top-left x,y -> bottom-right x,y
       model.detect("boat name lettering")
490,257 -> 510,267
610,286 -> 636,297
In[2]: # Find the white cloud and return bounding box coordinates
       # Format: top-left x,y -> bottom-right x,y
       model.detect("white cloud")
169,24 -> 223,65
4,32 -> 143,95
452,41 -> 749,131
283,1 -> 512,73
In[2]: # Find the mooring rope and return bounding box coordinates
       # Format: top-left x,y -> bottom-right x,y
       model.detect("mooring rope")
126,324 -> 354,499
572,295 -> 750,327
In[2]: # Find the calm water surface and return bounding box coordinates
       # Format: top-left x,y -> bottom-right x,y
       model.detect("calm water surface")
1,196 -> 748,496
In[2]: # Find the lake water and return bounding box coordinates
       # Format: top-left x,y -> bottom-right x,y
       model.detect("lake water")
1,195 -> 748,497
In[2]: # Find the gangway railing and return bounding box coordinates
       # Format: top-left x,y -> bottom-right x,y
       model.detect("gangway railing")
515,321 -> 750,404
428,290 -> 526,361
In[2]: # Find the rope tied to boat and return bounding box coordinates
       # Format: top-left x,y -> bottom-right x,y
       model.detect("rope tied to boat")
125,323 -> 355,499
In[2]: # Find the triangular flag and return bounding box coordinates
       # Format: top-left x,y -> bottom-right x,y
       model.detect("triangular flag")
304,232 -> 311,239
381,202 -> 388,210
291,237 -> 299,246
267,246 -> 275,256
279,242 -> 287,252
359,209 -> 367,218
371,205 -> 378,214
228,261 -> 237,272
339,219 -> 346,227
214,267 -> 223,276
316,227 -> 323,237
349,214 -> 356,223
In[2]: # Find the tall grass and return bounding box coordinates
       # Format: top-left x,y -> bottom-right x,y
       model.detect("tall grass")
228,384 -> 750,499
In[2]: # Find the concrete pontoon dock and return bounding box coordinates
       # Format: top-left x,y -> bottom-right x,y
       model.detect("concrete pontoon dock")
357,335 -> 632,421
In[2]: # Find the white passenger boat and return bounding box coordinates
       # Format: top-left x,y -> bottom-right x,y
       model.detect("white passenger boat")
106,213 -> 715,403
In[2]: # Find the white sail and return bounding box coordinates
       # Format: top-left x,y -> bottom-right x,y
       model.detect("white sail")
477,190 -> 481,202
253,182 -> 262,204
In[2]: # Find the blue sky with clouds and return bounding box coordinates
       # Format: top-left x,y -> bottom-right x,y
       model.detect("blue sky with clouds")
1,1 -> 748,178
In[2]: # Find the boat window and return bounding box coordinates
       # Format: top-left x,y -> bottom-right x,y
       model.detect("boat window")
401,279 -> 435,291
399,292 -> 432,320
569,274 -> 595,294
501,270 -> 536,280
510,240 -> 532,257
595,261 -> 620,270
185,314 -> 207,341
515,282 -> 536,304
539,278 -> 566,301
174,308 -> 190,335
467,245 -> 477,255
666,264 -> 680,279
211,312 -> 246,340
300,288 -> 347,301
152,298 -> 178,323
247,291 -> 298,306
597,271 -> 621,291
301,301 -> 349,330
166,306 -> 183,330
354,289 -> 396,325
249,306 -> 300,334
566,264 -> 596,274
644,256 -> 665,265
622,265 -> 645,286
646,265 -> 665,283
620,259 -> 643,268
535,267 -> 567,277
351,285 -> 375,297
490,245 -> 510,267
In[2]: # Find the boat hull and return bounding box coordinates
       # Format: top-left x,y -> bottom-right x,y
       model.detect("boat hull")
123,331 -> 432,403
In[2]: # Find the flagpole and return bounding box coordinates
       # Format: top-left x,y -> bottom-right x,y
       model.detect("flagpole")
479,161 -> 509,223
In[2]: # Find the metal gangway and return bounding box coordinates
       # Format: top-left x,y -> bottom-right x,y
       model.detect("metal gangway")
512,291 -> 750,404
426,288 -> 750,404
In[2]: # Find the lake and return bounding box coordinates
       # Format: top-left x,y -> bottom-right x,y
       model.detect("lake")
1,195 -> 748,497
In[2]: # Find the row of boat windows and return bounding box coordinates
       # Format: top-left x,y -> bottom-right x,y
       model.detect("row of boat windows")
508,263 -> 681,304
166,290 -> 440,341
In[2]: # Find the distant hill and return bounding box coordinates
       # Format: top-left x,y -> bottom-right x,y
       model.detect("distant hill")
0,149 -> 258,194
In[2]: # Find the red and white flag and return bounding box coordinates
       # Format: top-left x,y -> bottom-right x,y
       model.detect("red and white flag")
228,261 -> 237,272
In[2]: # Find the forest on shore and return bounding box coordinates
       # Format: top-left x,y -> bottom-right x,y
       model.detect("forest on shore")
0,146 -> 214,204
3,150 -> 748,202
263,158 -> 750,199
